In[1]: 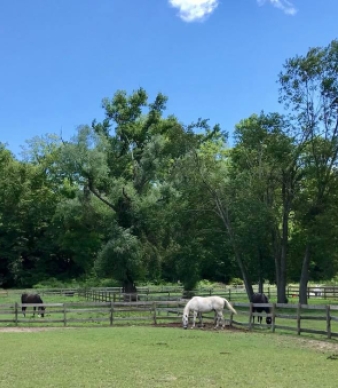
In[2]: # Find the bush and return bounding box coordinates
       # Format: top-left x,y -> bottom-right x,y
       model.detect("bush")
229,278 -> 244,286
196,279 -> 216,289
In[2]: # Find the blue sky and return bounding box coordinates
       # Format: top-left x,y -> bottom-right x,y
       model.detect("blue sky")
1,0 -> 337,157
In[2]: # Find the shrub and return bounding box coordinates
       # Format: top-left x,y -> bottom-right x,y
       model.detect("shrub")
229,278 -> 244,286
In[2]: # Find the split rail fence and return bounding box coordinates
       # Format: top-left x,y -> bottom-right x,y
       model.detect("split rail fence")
81,285 -> 338,303
0,300 -> 337,340
2,285 -> 338,302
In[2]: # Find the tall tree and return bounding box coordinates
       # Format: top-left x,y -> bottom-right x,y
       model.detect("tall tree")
279,39 -> 338,303
59,89 -> 218,290
232,113 -> 297,302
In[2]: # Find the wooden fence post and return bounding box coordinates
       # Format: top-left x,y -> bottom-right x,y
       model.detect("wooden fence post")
297,303 -> 301,335
271,303 -> 276,333
326,305 -> 331,339
229,312 -> 233,327
153,302 -> 157,325
110,301 -> 114,326
14,302 -> 18,326
249,303 -> 253,330
63,303 -> 67,327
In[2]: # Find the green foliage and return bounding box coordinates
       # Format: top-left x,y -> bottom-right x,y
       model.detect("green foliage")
33,276 -> 121,289
95,227 -> 143,283
229,278 -> 244,286
34,277 -> 78,289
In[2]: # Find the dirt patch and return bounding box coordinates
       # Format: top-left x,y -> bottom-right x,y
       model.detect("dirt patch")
154,321 -> 243,332
0,327 -> 72,333
281,336 -> 338,352
155,322 -> 338,351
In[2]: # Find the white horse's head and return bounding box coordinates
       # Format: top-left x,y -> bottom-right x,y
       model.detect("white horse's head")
182,313 -> 189,329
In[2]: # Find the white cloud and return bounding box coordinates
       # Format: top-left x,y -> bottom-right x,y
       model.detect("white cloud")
169,0 -> 219,22
257,0 -> 297,15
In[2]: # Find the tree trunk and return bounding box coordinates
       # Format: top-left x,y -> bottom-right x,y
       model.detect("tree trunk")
272,227 -> 281,296
213,196 -> 254,300
122,273 -> 138,302
273,228 -> 286,304
277,192 -> 290,303
299,243 -> 311,304
235,253 -> 254,300
258,248 -> 263,294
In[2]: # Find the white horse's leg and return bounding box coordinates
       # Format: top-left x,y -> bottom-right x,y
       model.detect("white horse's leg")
213,311 -> 218,326
214,310 -> 223,328
214,310 -> 219,328
220,311 -> 225,328
198,312 -> 203,327
191,311 -> 197,328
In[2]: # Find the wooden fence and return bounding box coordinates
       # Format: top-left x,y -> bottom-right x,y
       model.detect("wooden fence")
232,302 -> 338,339
0,301 -> 338,340
2,285 -> 338,302
81,286 -> 258,303
287,285 -> 338,299
0,285 -> 261,301
0,301 -> 185,327
80,285 -> 338,302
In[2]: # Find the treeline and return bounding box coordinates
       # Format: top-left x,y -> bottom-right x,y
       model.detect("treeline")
1,40 -> 338,304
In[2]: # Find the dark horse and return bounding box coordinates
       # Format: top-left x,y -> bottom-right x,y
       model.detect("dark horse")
21,293 -> 45,317
251,293 -> 271,325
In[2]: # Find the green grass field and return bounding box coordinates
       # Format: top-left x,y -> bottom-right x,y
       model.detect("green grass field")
0,326 -> 338,388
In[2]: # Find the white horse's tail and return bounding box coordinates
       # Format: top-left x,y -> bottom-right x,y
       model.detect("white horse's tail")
223,298 -> 237,315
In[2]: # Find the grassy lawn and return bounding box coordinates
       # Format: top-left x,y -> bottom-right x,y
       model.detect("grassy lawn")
0,326 -> 338,388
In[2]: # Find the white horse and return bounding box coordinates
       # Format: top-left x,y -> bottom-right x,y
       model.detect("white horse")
182,296 -> 237,329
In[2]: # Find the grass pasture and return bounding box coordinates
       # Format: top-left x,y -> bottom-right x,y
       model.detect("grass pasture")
1,326 -> 338,388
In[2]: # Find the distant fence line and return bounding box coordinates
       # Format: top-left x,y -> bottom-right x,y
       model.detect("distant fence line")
0,286 -> 250,301
81,285 -> 338,303
1,285 -> 338,301
287,286 -> 338,299
0,300 -> 337,340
